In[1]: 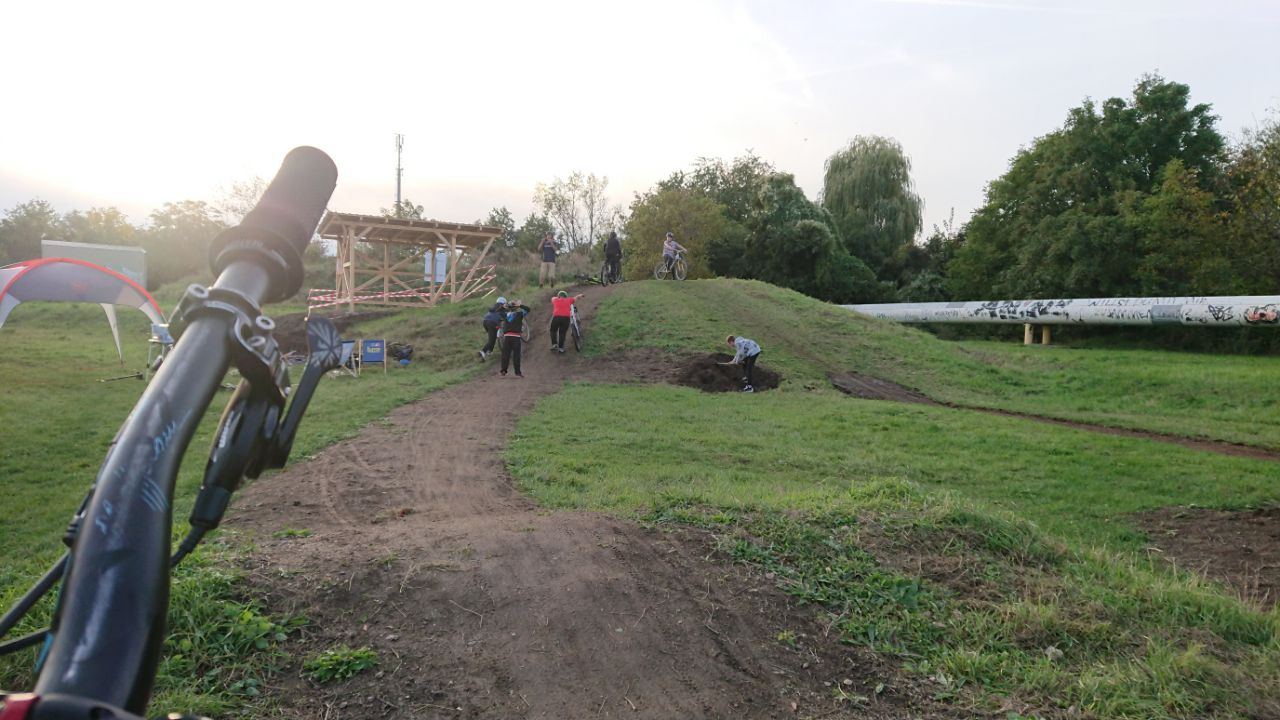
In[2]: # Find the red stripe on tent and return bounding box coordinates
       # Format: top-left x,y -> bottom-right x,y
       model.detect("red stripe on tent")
0,257 -> 164,320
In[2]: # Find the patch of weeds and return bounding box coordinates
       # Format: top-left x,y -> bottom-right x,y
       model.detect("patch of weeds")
302,645 -> 379,683
272,528 -> 312,539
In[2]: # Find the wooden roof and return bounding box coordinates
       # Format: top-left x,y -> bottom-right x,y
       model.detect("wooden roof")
318,211 -> 503,247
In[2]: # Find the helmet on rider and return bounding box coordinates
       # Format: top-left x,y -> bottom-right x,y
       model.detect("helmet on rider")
665,231 -> 674,239
557,290 -> 568,298
497,296 -> 507,305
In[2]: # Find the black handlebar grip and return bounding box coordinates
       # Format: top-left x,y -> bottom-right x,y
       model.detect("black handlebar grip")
209,146 -> 338,302
241,146 -> 338,256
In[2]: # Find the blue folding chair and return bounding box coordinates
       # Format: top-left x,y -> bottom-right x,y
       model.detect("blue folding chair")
360,338 -> 387,374
336,340 -> 360,377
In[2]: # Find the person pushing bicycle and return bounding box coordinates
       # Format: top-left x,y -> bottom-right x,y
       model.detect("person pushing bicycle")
550,290 -> 583,353
479,295 -> 507,360
499,300 -> 529,376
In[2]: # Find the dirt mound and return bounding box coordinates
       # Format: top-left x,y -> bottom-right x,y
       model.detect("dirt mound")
1135,506 -> 1280,609
675,353 -> 781,392
270,310 -> 395,354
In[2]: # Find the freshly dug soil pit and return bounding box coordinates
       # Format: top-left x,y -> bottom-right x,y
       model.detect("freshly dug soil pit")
676,353 -> 781,392
1135,505 -> 1280,609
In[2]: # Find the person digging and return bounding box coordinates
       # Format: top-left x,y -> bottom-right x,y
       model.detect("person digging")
720,335 -> 761,392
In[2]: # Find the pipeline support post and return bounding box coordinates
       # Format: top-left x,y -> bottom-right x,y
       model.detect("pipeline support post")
1023,323 -> 1034,345
1041,325 -> 1051,345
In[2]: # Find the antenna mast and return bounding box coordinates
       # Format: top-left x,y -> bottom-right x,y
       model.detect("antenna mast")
395,133 -> 404,214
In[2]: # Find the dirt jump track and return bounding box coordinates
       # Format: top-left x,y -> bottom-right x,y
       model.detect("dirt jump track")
229,285 -> 959,719
229,285 -> 1276,718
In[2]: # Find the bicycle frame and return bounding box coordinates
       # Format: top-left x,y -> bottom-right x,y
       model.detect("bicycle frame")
3,148 -> 339,719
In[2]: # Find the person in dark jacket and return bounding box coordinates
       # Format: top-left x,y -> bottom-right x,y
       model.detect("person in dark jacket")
538,232 -> 558,288
604,231 -> 622,283
499,300 -> 529,377
479,295 -> 507,360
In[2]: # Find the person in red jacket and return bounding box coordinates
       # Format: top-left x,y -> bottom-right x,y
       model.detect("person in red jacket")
549,290 -> 583,353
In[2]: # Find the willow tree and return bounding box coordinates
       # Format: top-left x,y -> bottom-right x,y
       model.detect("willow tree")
821,136 -> 922,279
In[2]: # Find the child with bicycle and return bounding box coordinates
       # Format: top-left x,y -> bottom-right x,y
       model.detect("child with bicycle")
662,231 -> 686,273
549,290 -> 584,353
721,335 -> 761,392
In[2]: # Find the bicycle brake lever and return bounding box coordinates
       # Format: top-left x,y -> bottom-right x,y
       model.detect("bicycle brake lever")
263,316 -> 341,469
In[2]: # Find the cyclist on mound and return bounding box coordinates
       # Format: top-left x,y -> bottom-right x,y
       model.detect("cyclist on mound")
479,295 -> 507,360
662,231 -> 686,273
550,290 -> 584,353
604,230 -> 622,282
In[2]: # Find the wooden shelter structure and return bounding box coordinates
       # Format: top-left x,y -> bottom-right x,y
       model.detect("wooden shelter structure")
310,212 -> 502,312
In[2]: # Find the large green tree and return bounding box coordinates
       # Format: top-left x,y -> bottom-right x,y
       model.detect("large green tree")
746,174 -> 882,302
1223,118 -> 1280,294
64,207 -> 138,247
0,200 -> 66,265
621,187 -> 725,280
139,200 -> 226,288
656,154 -> 774,278
821,136 -> 922,278
949,75 -> 1226,300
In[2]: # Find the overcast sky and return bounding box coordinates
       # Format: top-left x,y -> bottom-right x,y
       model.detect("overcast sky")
2,0 -> 1277,238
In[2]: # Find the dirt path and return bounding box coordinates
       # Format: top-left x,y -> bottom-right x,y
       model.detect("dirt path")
229,285 -> 954,720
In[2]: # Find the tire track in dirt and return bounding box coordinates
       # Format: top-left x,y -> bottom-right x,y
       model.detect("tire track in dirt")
229,284 -> 958,720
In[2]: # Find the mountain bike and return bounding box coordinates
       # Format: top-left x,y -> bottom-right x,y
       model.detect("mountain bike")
653,251 -> 687,281
600,256 -> 622,286
0,147 -> 340,720
569,302 -> 582,352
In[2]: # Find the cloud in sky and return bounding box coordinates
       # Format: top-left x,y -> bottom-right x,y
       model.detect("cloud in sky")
1,0 -> 1276,238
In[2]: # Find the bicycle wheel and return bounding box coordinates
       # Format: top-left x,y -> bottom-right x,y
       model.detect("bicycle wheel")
600,261 -> 610,286
521,322 -> 531,343
654,261 -> 669,280
674,258 -> 687,281
571,317 -> 581,352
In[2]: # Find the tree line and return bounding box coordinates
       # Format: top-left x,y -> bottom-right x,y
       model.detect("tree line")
485,73 -> 1276,308
7,73 -> 1275,307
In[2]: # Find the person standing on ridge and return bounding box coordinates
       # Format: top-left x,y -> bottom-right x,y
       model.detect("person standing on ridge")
538,231 -> 558,288
721,335 -> 761,392
604,230 -> 622,282
549,290 -> 583,353
478,295 -> 507,360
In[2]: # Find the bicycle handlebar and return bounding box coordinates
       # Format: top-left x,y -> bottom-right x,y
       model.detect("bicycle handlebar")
25,148 -> 337,719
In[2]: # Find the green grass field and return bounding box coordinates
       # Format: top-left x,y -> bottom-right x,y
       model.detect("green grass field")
0,294 -> 494,712
3,276 -> 1278,718
589,280 -> 1280,449
504,279 -> 1280,719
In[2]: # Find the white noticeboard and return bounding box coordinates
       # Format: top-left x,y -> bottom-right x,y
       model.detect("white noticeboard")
42,240 -> 147,287
424,252 -> 448,283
